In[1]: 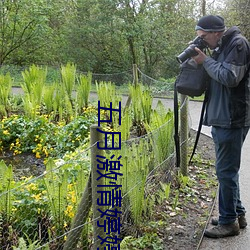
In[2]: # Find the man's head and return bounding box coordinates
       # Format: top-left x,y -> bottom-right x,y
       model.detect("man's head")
195,15 -> 225,49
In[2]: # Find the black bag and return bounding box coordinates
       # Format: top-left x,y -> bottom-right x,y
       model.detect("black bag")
175,58 -> 208,97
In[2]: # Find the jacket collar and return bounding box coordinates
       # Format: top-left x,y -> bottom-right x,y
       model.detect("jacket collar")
212,26 -> 241,58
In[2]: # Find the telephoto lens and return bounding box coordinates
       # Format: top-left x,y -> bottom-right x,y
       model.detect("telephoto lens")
176,36 -> 208,63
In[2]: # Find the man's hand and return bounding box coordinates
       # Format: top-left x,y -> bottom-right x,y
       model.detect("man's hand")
192,47 -> 207,64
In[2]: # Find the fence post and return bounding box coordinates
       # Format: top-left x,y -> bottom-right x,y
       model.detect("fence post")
63,175 -> 92,250
90,124 -> 106,249
133,64 -> 138,86
125,64 -> 138,110
180,94 -> 188,176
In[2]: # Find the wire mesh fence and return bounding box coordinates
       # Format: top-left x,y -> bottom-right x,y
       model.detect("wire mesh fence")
0,65 -> 190,249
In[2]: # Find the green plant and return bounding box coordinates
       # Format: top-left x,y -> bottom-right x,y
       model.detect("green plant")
158,182 -> 171,202
21,65 -> 47,118
13,233 -> 49,250
117,139 -> 152,226
120,233 -> 163,249
129,83 -> 153,126
178,172 -> 193,189
0,109 -> 97,158
43,159 -> 68,225
76,72 -> 92,111
60,62 -> 76,102
119,109 -> 132,141
0,73 -> 12,117
145,100 -> 174,164
0,161 -> 15,222
43,84 -> 56,114
172,190 -> 180,210
96,81 -> 122,129
12,177 -> 49,241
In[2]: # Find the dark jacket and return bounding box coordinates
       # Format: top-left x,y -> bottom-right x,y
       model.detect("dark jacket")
203,26 -> 250,128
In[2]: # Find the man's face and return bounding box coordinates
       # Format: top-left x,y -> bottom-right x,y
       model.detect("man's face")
196,30 -> 221,49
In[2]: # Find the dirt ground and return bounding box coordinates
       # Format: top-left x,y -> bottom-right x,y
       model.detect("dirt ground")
160,130 -> 217,250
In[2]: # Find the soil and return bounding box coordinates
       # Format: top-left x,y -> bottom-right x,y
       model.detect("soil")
0,152 -> 45,180
160,130 -> 217,250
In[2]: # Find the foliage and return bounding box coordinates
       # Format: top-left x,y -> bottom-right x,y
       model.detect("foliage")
145,100 -> 175,164
0,0 -> 234,78
0,150 -> 90,249
115,139 -> 153,226
13,235 -> 45,250
21,65 -> 47,118
129,83 -> 153,134
76,72 -> 92,110
0,161 -> 15,222
121,233 -> 163,250
96,81 -> 122,128
0,77 -> 179,248
0,73 -> 12,117
0,0 -> 52,65
61,63 -> 76,102
0,109 -> 97,158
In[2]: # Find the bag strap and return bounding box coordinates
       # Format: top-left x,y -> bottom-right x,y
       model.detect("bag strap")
174,80 -> 180,168
188,91 -> 208,164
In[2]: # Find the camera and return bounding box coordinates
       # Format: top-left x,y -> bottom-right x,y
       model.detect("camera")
176,36 -> 208,64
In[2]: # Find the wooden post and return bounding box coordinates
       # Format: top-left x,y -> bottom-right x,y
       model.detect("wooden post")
63,175 -> 92,250
180,94 -> 188,176
125,64 -> 138,110
90,125 -> 106,249
133,64 -> 138,86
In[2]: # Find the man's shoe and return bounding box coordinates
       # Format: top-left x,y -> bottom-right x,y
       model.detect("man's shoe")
204,222 -> 240,238
238,215 -> 248,228
211,214 -> 247,229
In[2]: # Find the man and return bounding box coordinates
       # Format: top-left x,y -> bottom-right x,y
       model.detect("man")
192,15 -> 250,238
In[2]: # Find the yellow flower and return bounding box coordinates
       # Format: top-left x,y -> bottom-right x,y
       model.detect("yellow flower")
36,152 -> 41,159
3,130 -> 9,135
12,207 -> 17,212
42,147 -> 49,157
26,183 -> 37,191
65,205 -> 74,218
71,195 -> 76,204
32,193 -> 42,201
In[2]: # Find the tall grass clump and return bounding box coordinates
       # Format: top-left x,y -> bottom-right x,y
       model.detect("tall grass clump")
96,81 -> 122,128
76,72 -> 92,112
61,63 -> 76,103
118,139 -> 152,226
129,83 -> 153,135
145,100 -> 174,164
0,73 -> 12,117
21,65 -> 47,118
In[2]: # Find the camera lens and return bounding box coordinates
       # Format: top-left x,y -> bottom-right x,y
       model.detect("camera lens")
176,45 -> 198,63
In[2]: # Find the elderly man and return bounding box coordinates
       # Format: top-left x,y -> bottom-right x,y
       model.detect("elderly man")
192,15 -> 250,238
